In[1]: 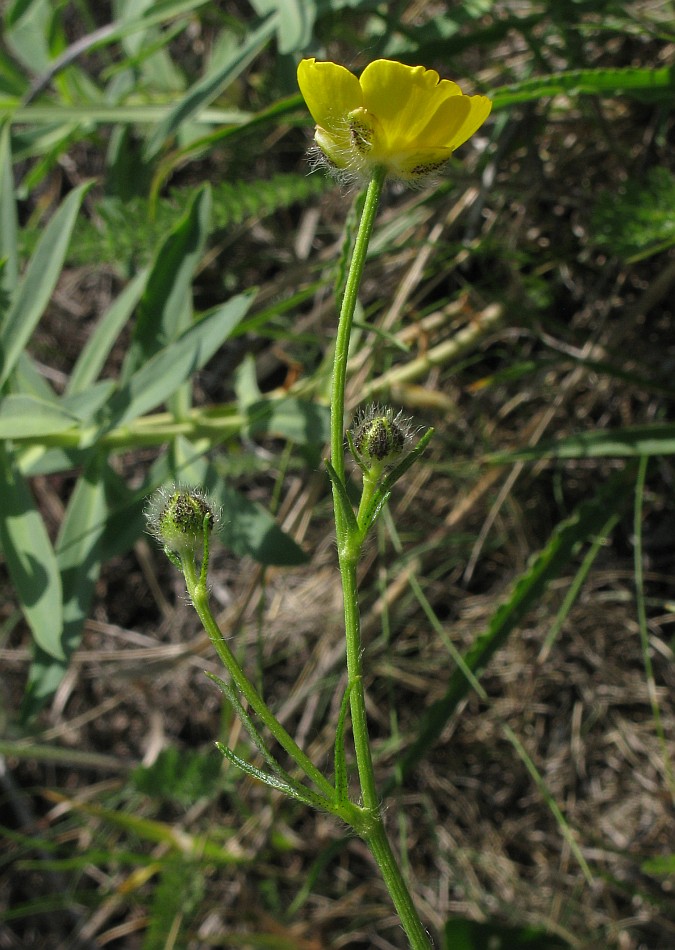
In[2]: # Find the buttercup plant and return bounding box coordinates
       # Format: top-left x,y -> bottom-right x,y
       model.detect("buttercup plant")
149,59 -> 492,948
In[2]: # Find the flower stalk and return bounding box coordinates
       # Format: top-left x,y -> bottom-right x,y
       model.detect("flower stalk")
325,170 -> 432,948
148,56 -> 492,950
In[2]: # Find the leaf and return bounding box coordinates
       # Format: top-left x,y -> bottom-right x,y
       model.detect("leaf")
66,269 -> 148,395
246,397 -> 330,445
393,466 -> 636,785
0,121 -> 19,296
215,481 -> 307,566
131,747 -> 223,807
333,681 -> 353,806
490,65 -> 675,109
0,182 -> 90,388
490,423 -> 675,462
124,187 -> 211,377
143,15 -> 278,160
99,290 -> 255,430
0,394 -> 79,437
215,742 -> 327,810
324,459 -> 359,538
0,442 -> 63,659
249,0 -> 316,53
46,793 -> 240,865
22,455 -> 110,719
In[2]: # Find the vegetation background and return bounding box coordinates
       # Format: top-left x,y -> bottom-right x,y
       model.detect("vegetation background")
1,0 -> 674,947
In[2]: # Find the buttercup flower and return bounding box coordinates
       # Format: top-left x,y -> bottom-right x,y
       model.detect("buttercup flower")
297,58 -> 492,182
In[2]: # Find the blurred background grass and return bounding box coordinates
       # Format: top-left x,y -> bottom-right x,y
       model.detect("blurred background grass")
0,1 -> 674,947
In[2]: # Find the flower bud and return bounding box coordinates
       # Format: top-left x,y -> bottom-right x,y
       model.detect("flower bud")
146,486 -> 215,557
349,406 -> 411,471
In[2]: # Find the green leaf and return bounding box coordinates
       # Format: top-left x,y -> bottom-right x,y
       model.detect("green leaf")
0,121 -> 19,295
324,459 -> 359,537
215,742 -> 326,809
3,0 -> 53,73
100,290 -> 255,430
246,397 -> 330,445
393,467 -> 636,785
0,182 -> 90,388
0,442 -> 63,659
143,856 -> 205,950
124,187 -> 211,377
143,15 -> 278,159
56,456 -> 109,656
0,394 -> 79,437
131,747 -> 223,807
490,423 -> 675,462
22,455 -> 110,718
249,0 -> 315,53
490,65 -> 675,108
333,681 -> 353,806
220,481 -> 309,565
66,269 -> 148,395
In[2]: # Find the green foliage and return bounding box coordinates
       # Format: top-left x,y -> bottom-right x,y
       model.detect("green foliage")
143,856 -> 206,950
1,0 -> 674,947
19,173 -> 327,271
131,747 -> 223,807
589,166 -> 675,261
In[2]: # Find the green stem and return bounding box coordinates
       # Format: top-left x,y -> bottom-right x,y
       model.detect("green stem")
329,167 -> 431,948
366,821 -> 432,949
330,167 -> 386,485
180,553 -> 336,803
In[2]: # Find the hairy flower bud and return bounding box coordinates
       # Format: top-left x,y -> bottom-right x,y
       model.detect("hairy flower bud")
145,486 -> 215,557
349,406 -> 411,471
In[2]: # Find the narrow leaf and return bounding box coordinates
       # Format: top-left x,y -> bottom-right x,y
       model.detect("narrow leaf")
0,442 -> 63,659
0,182 -> 90,388
491,65 -> 675,109
490,423 -> 675,461
215,742 -> 328,810
143,16 -> 277,159
324,459 -> 359,536
100,291 -> 254,429
67,269 -> 148,394
0,121 -> 19,295
0,394 -> 79,438
124,188 -> 211,377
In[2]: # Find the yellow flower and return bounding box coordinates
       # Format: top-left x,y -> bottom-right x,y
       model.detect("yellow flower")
297,58 -> 492,182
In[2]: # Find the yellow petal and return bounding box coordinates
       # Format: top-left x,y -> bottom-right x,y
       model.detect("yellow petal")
446,95 -> 493,150
412,95 -> 473,149
359,60 -> 463,147
297,59 -> 362,136
394,147 -> 455,180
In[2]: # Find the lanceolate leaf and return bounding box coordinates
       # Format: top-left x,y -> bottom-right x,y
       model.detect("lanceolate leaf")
66,269 -> 148,395
490,65 -> 675,108
0,182 -> 90,389
143,15 -> 278,159
22,456 -> 111,719
123,187 -> 211,377
490,423 -> 675,462
0,121 -> 19,295
99,290 -> 255,430
0,442 -> 63,659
